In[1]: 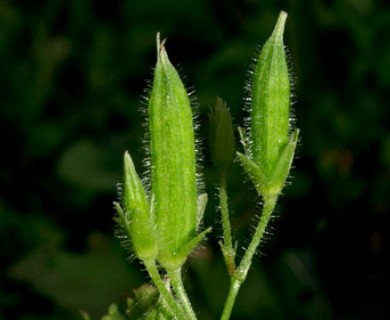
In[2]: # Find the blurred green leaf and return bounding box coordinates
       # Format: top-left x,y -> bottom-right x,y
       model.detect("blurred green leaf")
8,234 -> 142,319
57,140 -> 120,192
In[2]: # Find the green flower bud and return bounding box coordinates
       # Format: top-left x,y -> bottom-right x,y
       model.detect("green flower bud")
239,11 -> 299,197
148,35 -> 209,270
209,97 -> 235,178
114,152 -> 158,261
251,11 -> 290,175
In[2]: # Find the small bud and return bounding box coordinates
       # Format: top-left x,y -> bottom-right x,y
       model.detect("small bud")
115,152 -> 157,261
209,97 -> 235,178
148,34 -> 208,270
240,11 -> 298,197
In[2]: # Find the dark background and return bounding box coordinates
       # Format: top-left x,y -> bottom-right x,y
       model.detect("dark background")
1,0 -> 389,319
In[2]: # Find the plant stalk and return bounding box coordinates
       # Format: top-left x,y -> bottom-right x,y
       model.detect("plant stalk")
143,259 -> 186,319
220,195 -> 277,320
219,175 -> 236,273
169,268 -> 198,320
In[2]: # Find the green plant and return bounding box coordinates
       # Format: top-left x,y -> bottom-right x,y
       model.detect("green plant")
95,10 -> 298,320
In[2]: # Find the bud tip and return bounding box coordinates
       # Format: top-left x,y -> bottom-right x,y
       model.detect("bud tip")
272,11 -> 288,41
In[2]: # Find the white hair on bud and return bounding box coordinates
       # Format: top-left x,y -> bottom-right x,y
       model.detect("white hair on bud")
285,46 -> 297,133
174,64 -> 206,196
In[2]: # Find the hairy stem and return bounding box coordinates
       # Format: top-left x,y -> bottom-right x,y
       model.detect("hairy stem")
220,195 -> 277,320
219,175 -> 236,273
143,259 -> 186,319
169,268 -> 198,320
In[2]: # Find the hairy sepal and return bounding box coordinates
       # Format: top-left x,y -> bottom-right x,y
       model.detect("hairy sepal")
121,151 -> 158,261
238,129 -> 299,198
250,11 -> 290,179
149,34 -> 207,270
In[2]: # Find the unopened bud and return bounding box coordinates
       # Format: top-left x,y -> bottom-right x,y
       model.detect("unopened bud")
115,152 -> 157,261
148,34 -> 209,270
209,97 -> 235,178
239,11 -> 299,198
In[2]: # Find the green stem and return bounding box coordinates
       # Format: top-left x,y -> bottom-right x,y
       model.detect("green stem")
220,277 -> 241,320
220,195 -> 277,320
169,268 -> 198,320
219,175 -> 236,273
236,196 -> 277,278
143,259 -> 186,319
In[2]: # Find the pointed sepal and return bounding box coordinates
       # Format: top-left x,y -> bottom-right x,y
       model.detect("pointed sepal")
266,129 -> 299,196
237,151 -> 269,195
122,151 -> 158,261
160,227 -> 212,272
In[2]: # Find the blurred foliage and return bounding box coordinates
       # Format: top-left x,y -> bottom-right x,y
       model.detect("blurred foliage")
0,0 -> 389,319
81,284 -> 172,320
